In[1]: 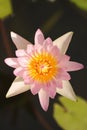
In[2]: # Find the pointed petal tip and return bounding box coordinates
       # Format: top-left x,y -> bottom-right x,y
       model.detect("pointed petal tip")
6,92 -> 11,98
4,58 -> 7,63
5,77 -> 30,98
35,28 -> 44,36
36,28 -> 41,32
6,89 -> 17,98
80,64 -> 84,69
56,80 -> 77,102
35,29 -> 43,36
43,107 -> 48,111
75,63 -> 84,71
64,31 -> 74,39
71,95 -> 77,102
68,31 -> 73,35
65,31 -> 74,36
41,103 -> 48,111
4,58 -> 10,66
66,31 -> 74,38
10,31 -> 17,38
53,31 -> 74,54
6,88 -> 15,98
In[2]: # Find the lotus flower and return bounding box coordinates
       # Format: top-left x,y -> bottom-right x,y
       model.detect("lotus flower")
5,29 -> 84,111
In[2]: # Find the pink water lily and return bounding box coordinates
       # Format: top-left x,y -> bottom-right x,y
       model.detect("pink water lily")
5,29 -> 84,111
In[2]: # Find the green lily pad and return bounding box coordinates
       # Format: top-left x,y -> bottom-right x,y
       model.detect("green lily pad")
0,0 -> 12,19
70,0 -> 87,10
53,96 -> 87,130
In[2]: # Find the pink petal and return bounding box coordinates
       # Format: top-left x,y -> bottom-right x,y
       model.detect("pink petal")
45,37 -> 53,44
23,71 -> 34,84
4,58 -> 19,68
27,44 -> 34,54
45,86 -> 56,99
59,55 -> 70,67
6,77 -> 30,98
65,61 -> 84,71
23,76 -> 31,84
38,89 -> 49,111
34,29 -> 45,45
43,81 -> 56,98
43,37 -> 53,46
11,32 -> 32,49
56,69 -> 71,80
13,67 -> 24,76
18,57 -> 29,67
56,80 -> 77,101
16,49 -> 28,57
30,84 -> 41,95
42,37 -> 53,51
50,46 -> 61,60
56,80 -> 63,88
53,32 -> 73,54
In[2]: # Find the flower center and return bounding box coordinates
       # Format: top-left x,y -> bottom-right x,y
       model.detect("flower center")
27,52 -> 58,83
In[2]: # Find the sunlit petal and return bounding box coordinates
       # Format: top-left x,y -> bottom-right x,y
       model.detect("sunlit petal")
11,32 -> 32,49
53,32 -> 73,54
56,80 -> 77,101
6,77 -> 30,98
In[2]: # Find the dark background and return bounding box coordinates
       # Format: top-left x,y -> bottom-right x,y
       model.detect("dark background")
0,0 -> 87,129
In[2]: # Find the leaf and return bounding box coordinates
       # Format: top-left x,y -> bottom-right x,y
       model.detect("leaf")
53,96 -> 87,130
0,0 -> 12,19
70,0 -> 87,10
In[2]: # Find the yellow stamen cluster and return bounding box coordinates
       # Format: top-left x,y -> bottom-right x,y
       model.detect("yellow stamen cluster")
27,52 -> 58,83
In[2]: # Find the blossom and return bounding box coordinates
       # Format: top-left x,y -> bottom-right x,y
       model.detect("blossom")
5,29 -> 84,111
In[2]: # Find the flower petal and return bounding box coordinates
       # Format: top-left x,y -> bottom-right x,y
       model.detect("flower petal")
18,57 -> 29,67
59,55 -> 70,67
65,61 -> 84,71
13,67 -> 24,77
6,77 -> 30,98
16,49 -> 28,57
53,32 -> 73,54
11,32 -> 32,49
43,37 -> 53,45
38,89 -> 49,111
56,80 -> 77,101
34,29 -> 45,45
30,84 -> 41,95
27,44 -> 34,54
45,86 -> 56,99
4,58 -> 19,68
56,69 -> 71,80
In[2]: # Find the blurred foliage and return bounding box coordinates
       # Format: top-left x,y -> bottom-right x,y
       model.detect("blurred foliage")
53,96 -> 87,130
0,0 -> 12,19
70,0 -> 87,10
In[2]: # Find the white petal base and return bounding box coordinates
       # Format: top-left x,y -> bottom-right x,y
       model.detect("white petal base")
6,77 -> 30,98
56,80 -> 77,101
